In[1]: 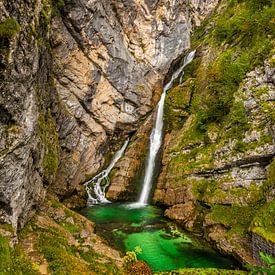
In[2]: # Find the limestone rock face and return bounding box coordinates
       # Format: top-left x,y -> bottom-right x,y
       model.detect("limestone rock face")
153,58 -> 275,263
104,0 -> 219,200
0,0 -> 50,229
0,0 -> 219,228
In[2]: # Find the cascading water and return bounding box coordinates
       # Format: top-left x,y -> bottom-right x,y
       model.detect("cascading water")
137,50 -> 196,205
85,138 -> 129,205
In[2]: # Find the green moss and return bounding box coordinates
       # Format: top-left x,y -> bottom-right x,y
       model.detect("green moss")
229,101 -> 249,139
232,140 -> 247,153
59,222 -> 80,234
260,101 -> 275,124
250,201 -> 275,243
209,205 -> 258,236
165,80 -> 194,131
38,109 -> 59,178
0,18 -> 20,38
37,225 -> 121,274
188,0 -> 274,133
50,200 -> 62,209
38,230 -> 91,274
41,0 -> 54,24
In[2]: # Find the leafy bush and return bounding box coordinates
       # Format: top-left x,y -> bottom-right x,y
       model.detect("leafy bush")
193,50 -> 251,131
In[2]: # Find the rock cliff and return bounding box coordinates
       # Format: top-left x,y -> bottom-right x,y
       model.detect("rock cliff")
0,0 -> 218,229
153,0 -> 275,265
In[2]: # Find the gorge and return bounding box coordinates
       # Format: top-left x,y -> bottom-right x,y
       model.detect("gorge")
0,0 -> 274,274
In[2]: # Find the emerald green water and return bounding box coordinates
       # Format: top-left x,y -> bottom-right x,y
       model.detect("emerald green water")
81,203 -> 237,272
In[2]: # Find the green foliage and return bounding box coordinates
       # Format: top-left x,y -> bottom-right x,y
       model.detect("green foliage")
246,0 -> 272,11
229,102 -> 248,131
59,221 -> 79,234
165,81 -> 194,131
38,230 -> 90,274
189,0 -> 274,132
155,268 -> 247,274
123,246 -> 142,268
193,50 -> 252,131
0,235 -> 39,274
214,2 -> 274,49
209,205 -> 258,235
56,0 -> 65,9
123,247 -> 151,275
0,18 -> 20,38
233,140 -> 247,153
251,200 -> 275,242
260,252 -> 275,269
245,252 -> 275,274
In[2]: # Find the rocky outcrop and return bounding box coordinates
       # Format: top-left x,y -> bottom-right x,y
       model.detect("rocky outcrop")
106,0 -> 219,200
153,55 -> 275,264
0,196 -> 123,274
106,114 -> 154,201
0,0 -> 54,229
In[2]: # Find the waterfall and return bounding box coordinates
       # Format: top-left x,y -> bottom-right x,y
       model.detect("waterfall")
137,50 -> 196,205
85,138 -> 129,205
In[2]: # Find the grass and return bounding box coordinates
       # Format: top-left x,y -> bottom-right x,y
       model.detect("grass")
0,235 -> 39,274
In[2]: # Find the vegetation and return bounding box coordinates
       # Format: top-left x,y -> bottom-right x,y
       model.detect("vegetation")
38,109 -> 60,179
123,247 -> 152,275
250,200 -> 275,242
189,0 -> 274,132
246,252 -> 275,274
0,18 -> 20,38
0,235 -> 39,274
155,268 -> 247,274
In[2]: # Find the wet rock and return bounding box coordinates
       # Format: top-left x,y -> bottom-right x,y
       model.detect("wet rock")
164,202 -> 196,229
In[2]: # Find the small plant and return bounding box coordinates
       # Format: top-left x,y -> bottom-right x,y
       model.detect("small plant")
246,252 -> 275,274
123,246 -> 142,268
0,18 -> 20,38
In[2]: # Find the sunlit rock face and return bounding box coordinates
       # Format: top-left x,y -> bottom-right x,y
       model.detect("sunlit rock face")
0,0 -> 218,228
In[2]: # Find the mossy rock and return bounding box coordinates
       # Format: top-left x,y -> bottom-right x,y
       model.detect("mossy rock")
250,200 -> 275,243
155,268 -> 247,274
165,79 -> 195,131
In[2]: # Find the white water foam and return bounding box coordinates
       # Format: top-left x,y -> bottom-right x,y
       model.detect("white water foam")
85,138 -> 129,205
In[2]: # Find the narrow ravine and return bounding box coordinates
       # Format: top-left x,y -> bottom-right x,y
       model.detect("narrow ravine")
82,51 -> 240,272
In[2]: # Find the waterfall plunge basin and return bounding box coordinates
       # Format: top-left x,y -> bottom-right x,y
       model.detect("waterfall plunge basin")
81,203 -> 240,272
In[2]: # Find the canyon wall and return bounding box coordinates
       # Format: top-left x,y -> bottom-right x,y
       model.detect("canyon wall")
0,0 -> 218,229
153,0 -> 275,264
